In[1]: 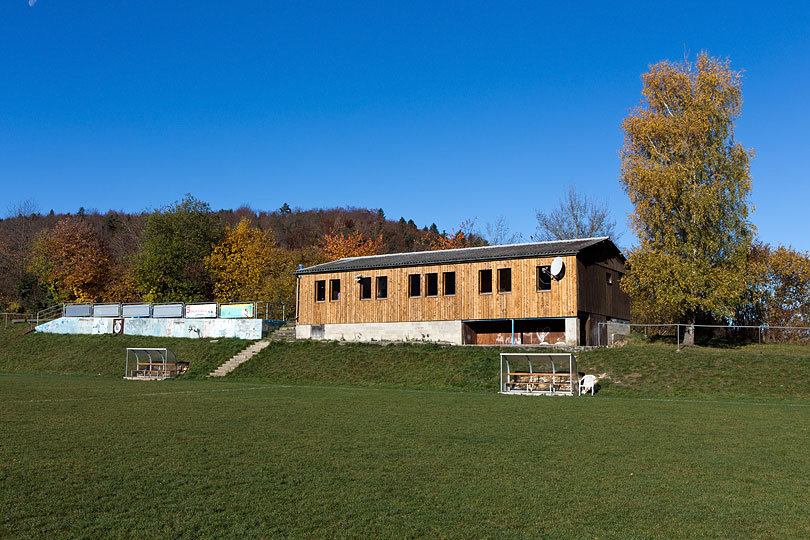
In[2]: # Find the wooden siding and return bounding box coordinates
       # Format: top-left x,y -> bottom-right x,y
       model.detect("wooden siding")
575,256 -> 631,319
297,256 -> 580,325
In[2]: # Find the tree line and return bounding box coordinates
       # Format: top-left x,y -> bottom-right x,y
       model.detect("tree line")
0,197 -> 486,313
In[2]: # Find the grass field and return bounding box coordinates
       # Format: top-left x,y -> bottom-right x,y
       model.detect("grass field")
3,326 -> 810,538
3,375 -> 810,539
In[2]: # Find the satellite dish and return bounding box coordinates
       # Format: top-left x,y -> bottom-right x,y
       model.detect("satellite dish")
550,257 -> 565,279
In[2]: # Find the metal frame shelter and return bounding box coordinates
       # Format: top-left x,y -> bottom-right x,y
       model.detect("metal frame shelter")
124,348 -> 186,380
499,352 -> 579,396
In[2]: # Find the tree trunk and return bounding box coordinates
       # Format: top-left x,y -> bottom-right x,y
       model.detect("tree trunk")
682,321 -> 695,347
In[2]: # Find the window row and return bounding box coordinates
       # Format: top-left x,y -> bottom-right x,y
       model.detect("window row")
314,266 -> 556,302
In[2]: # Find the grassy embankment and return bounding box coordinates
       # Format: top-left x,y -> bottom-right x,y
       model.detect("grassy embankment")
0,325 -> 248,379
2,325 -> 810,400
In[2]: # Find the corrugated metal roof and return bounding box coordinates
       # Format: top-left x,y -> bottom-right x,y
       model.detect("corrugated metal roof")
296,236 -> 617,275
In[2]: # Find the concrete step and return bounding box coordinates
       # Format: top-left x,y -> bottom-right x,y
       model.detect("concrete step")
268,323 -> 297,342
207,339 -> 271,377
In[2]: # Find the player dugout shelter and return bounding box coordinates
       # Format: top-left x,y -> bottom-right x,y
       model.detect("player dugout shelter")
294,237 -> 630,346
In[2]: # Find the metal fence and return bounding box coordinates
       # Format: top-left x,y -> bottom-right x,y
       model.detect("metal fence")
2,312 -> 34,328
624,323 -> 810,351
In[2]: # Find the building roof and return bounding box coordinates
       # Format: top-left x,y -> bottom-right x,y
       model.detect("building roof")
295,236 -> 621,275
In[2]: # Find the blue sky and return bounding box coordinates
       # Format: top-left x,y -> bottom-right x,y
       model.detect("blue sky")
1,1 -> 808,251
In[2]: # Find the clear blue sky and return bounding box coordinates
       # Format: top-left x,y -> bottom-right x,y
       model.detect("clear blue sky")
2,1 -> 808,251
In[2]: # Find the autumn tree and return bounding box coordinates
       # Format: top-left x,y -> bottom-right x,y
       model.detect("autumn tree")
134,195 -> 223,302
0,201 -> 52,311
620,53 -> 754,345
30,217 -> 110,302
320,230 -> 383,261
207,218 -> 277,302
738,244 -> 810,336
534,186 -> 617,241
430,219 -> 487,250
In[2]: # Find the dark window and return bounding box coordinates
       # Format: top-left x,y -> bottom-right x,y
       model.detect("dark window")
315,280 -> 326,302
409,274 -> 421,297
443,272 -> 456,296
537,266 -> 551,291
376,276 -> 388,299
329,279 -> 340,301
426,273 -> 438,296
498,268 -> 512,293
359,277 -> 372,299
606,272 -> 613,285
479,269 -> 492,294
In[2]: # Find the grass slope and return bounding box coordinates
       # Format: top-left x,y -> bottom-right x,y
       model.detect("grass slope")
2,375 -> 810,539
228,336 -> 810,401
0,326 -> 249,378
3,327 -> 810,400
227,340 -> 500,391
580,336 -> 810,400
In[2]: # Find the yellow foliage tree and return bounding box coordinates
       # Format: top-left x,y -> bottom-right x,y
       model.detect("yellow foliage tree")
207,218 -> 276,302
320,230 -> 382,261
620,53 -> 754,344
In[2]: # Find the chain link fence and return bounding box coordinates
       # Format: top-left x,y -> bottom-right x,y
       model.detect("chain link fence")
626,323 -> 810,350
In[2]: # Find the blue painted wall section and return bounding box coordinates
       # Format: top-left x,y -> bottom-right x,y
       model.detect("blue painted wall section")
36,317 -> 270,340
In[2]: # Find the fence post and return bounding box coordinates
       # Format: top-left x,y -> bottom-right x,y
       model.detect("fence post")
676,324 -> 680,352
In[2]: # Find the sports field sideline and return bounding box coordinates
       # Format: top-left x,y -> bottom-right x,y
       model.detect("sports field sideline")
3,373 -> 810,539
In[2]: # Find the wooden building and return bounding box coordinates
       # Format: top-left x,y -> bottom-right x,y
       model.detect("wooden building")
294,237 -> 630,346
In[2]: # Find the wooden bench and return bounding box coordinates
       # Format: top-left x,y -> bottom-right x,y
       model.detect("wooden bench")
505,372 -> 573,392
131,361 -> 189,378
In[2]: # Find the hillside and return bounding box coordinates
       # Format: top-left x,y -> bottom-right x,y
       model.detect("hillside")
0,325 -> 249,379
2,325 -> 809,400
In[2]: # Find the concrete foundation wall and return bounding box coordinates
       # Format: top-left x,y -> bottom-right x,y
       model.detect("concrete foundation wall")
296,320 -> 463,344
36,317 -> 266,340
606,321 -> 631,345
564,317 -> 580,346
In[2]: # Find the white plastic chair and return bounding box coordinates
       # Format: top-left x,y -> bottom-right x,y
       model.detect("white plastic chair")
579,374 -> 596,396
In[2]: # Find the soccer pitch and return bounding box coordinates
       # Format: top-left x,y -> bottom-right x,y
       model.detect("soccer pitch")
2,374 -> 810,539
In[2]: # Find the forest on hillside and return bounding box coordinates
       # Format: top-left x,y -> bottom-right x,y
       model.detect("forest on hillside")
0,196 -> 485,314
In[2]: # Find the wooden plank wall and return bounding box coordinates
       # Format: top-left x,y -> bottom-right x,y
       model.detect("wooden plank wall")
297,255 -> 580,325
575,256 -> 631,319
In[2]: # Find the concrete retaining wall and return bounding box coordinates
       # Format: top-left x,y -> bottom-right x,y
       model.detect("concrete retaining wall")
296,320 -> 463,344
36,317 -> 266,340
606,321 -> 631,345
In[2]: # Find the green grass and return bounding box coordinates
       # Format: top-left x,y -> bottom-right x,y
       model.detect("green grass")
3,326 -> 810,400
2,374 -> 810,539
0,325 -> 249,379
228,340 -> 500,391
580,335 -> 810,400
227,336 -> 810,401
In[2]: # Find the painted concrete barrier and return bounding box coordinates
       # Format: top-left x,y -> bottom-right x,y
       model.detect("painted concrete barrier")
36,317 -> 269,340
296,320 -> 464,344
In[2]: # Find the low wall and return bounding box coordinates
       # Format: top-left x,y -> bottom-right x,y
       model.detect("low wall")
606,321 -> 631,345
36,317 -> 268,340
296,320 -> 463,344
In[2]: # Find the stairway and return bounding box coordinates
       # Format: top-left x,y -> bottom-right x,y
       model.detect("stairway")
208,339 -> 271,377
268,322 -> 297,342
